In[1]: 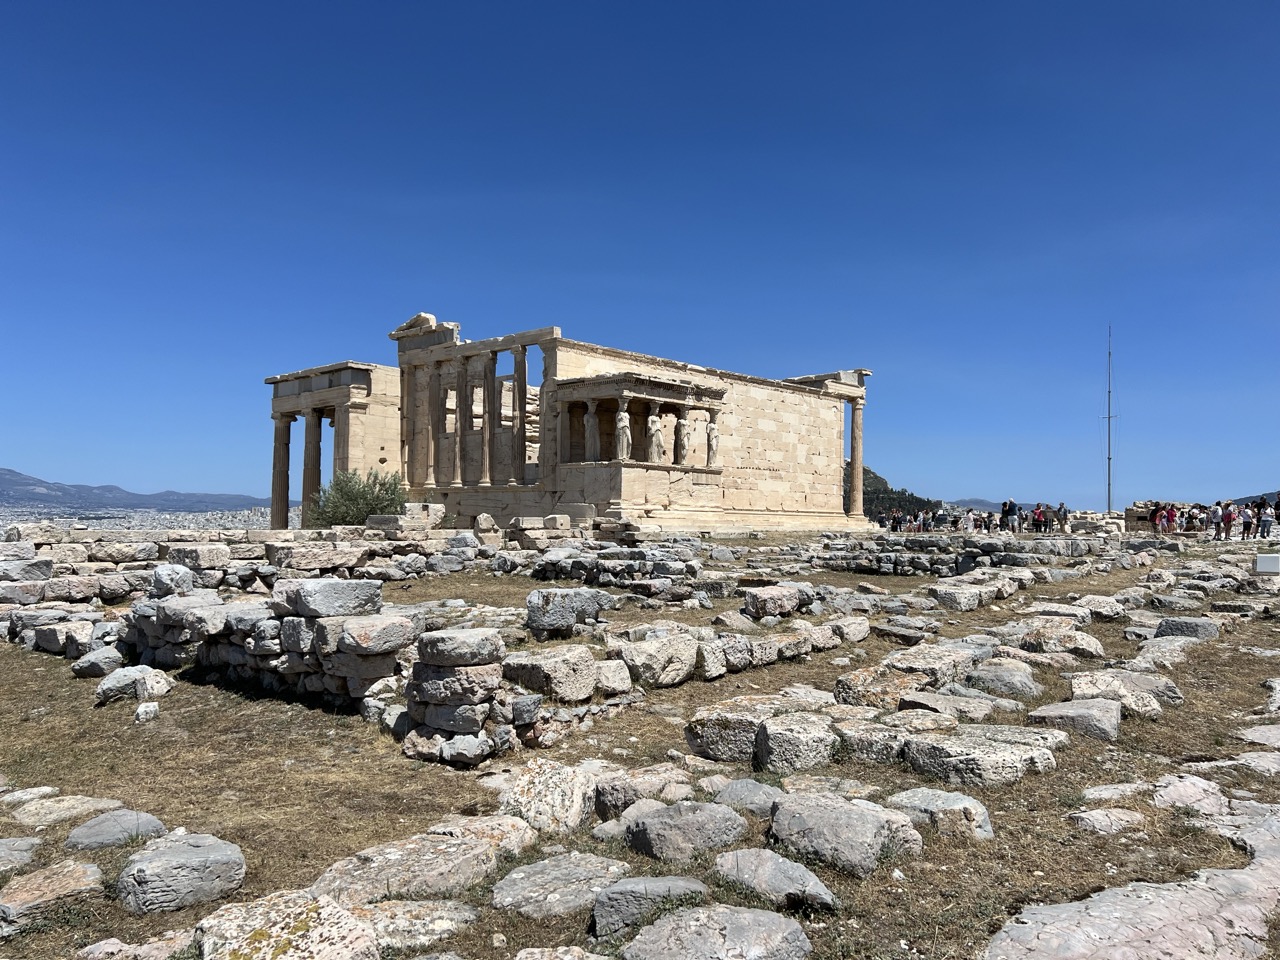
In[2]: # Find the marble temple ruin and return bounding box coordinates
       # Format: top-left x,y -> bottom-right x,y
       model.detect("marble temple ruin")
267,313 -> 872,532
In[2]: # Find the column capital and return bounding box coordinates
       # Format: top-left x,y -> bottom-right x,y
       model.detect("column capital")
273,412 -> 297,423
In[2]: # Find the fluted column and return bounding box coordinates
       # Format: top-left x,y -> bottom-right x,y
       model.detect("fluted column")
270,413 -> 294,529
428,361 -> 443,485
301,409 -> 323,527
414,363 -> 432,487
480,351 -> 496,485
452,357 -> 467,487
510,345 -> 527,485
850,397 -> 865,518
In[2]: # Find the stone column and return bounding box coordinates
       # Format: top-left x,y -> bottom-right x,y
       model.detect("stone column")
301,409 -> 323,528
673,407 -> 690,465
510,345 -> 527,485
850,397 -> 865,518
452,357 -> 467,487
428,361 -> 443,486
332,404 -> 351,473
480,351 -> 496,486
584,400 -> 600,462
270,413 -> 294,529
706,410 -> 720,468
400,367 -> 412,485
414,364 -> 432,487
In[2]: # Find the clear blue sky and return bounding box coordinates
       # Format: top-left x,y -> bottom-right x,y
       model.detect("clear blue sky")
2,3 -> 1276,510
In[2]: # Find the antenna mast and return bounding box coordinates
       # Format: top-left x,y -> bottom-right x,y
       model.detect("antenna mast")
1105,325 -> 1114,515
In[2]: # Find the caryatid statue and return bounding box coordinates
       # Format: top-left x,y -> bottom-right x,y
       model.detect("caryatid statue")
646,403 -> 665,463
674,412 -> 690,465
614,404 -> 632,460
706,412 -> 720,468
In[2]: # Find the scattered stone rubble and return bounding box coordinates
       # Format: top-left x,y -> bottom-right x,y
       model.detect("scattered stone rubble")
4,527 -> 1280,958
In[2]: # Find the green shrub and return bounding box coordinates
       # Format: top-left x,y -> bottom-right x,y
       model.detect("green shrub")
309,469 -> 405,528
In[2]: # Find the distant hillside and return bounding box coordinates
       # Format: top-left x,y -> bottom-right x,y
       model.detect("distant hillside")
846,464 -> 941,518
949,496 -> 1060,512
0,467 -> 274,513
1233,489 -> 1279,504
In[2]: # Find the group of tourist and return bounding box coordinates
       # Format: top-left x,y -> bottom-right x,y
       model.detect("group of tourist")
1146,497 -> 1277,540
875,500 -> 1073,535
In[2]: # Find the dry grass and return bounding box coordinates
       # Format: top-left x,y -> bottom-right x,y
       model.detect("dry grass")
2,548 -> 1277,959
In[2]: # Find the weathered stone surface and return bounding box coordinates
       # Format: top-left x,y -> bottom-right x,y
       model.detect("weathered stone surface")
622,905 -> 811,960
981,814 -> 1280,960
425,814 -> 538,856
828,615 -> 870,643
597,659 -> 633,695
418,627 -> 507,666
1067,808 -> 1147,834
195,889 -> 379,960
755,712 -> 838,773
0,558 -> 53,582
769,793 -> 901,878
310,834 -> 496,906
714,847 -> 839,910
966,657 -> 1043,699
503,645 -> 599,703
492,852 -> 631,918
151,564 -> 194,597
715,779 -> 785,817
10,794 -> 122,828
880,709 -> 958,733
76,929 -> 195,958
410,663 -> 503,705
884,787 -> 993,840
1071,670 -> 1172,719
929,585 -> 982,612
526,588 -> 614,636
498,758 -> 598,834
592,799 -> 668,842
1154,616 -> 1220,640
285,579 -> 383,617
66,809 -> 167,850
117,832 -> 246,914
595,764 -> 692,821
1073,595 -> 1127,620
95,666 -> 175,705
1028,698 -> 1121,742
331,615 -> 415,654
883,642 -> 988,686
687,692 -> 834,762
833,665 -> 930,710
625,802 -> 746,862
743,586 -> 801,619
1238,725 -> 1280,748
0,837 -> 40,874
1150,774 -> 1229,816
0,786 -> 57,808
71,644 -> 125,678
348,898 -> 479,951
166,544 -> 232,569
902,734 -> 1056,787
614,634 -> 699,687
0,860 -> 103,935
831,718 -> 907,764
897,691 -> 993,722
593,876 -> 709,937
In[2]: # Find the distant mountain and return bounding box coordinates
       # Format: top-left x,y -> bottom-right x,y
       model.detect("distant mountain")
949,497 -> 1062,512
0,467 -> 274,513
1233,489 -> 1279,504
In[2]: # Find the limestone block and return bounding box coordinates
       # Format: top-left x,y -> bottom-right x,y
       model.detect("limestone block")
195,890 -> 379,960
116,832 -> 246,914
310,834 -> 497,906
165,544 -> 232,570
0,558 -> 53,582
408,663 -> 503,705
503,645 -> 598,702
418,627 -> 507,666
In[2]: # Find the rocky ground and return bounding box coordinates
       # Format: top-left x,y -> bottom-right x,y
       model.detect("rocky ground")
2,535 -> 1280,959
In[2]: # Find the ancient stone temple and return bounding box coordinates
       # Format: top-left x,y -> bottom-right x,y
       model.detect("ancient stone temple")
268,313 -> 872,532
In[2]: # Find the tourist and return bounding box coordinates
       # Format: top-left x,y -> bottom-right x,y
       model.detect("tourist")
1165,504 -> 1177,534
1150,503 -> 1165,534
1241,504 -> 1255,540
1223,502 -> 1236,540
1056,502 -> 1069,533
1032,503 -> 1046,533
1211,501 -> 1224,540
1261,501 -> 1275,539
